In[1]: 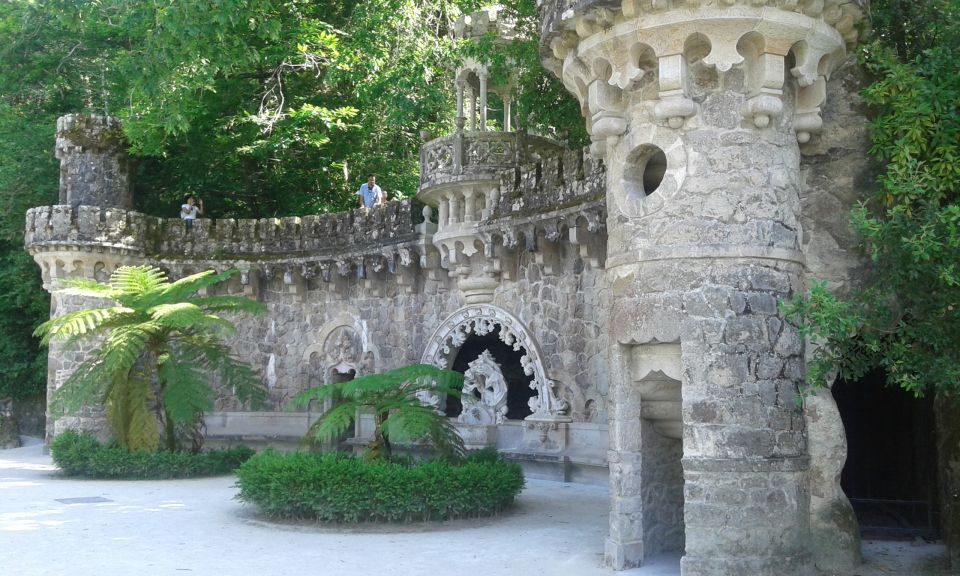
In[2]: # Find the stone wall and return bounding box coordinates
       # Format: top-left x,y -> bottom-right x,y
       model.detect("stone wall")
26,199 -> 423,261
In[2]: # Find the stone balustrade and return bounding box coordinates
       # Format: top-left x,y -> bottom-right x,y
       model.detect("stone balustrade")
419,130 -> 566,191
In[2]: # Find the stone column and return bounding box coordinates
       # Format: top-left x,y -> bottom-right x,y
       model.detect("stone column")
540,1 -> 864,573
455,80 -> 466,129
447,193 -> 460,226
503,96 -> 512,132
478,69 -> 489,131
468,88 -> 477,131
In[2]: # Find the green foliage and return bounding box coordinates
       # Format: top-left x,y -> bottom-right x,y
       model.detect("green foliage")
35,266 -> 266,451
235,448 -> 524,522
0,1 -> 587,405
50,429 -> 255,479
291,363 -> 465,461
785,0 -> 960,396
453,2 -> 588,146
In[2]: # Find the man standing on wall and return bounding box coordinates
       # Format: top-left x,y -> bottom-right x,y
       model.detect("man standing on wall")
357,174 -> 384,209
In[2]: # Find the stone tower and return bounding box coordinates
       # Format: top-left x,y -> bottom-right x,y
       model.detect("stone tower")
55,114 -> 133,210
27,115 -> 145,441
539,0 -> 864,573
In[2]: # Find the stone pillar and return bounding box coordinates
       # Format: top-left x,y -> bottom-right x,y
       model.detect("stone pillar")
503,96 -> 512,132
478,69 -> 489,131
540,1 -> 864,573
455,80 -> 466,129
448,193 -> 460,226
468,88 -> 477,131
55,114 -> 133,210
463,188 -> 477,222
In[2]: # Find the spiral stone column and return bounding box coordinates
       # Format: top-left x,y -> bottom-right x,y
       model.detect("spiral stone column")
540,1 -> 864,573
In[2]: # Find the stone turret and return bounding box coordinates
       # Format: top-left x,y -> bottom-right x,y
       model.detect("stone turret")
539,0 -> 865,573
55,114 -> 133,210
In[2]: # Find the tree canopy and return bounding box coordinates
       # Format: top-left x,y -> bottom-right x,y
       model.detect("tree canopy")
3,0 -> 956,403
0,0 -> 584,401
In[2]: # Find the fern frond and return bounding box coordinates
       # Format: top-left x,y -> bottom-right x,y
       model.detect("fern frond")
170,337 -> 266,409
159,359 -> 215,426
382,405 -> 465,460
303,401 -> 362,444
189,295 -> 267,315
149,303 -> 236,336
151,269 -> 238,306
108,265 -> 168,296
57,277 -> 123,300
50,355 -> 117,416
34,307 -> 134,346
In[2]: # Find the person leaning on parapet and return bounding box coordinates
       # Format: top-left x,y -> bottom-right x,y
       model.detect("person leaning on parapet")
357,174 -> 385,210
181,194 -> 203,232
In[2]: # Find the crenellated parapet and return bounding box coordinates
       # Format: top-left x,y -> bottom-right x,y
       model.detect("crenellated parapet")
25,199 -> 434,291
540,0 -> 866,146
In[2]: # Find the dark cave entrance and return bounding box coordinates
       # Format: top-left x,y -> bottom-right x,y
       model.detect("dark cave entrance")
833,369 -> 940,539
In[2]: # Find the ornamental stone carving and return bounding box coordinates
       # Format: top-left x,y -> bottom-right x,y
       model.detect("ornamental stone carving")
421,304 -> 571,422
460,350 -> 509,425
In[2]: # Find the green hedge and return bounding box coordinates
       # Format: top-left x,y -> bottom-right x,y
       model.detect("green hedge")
50,430 -> 255,479
235,448 -> 525,522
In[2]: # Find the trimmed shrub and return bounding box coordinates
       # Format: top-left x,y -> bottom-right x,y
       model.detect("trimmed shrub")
50,430 -> 254,479
235,448 -> 525,522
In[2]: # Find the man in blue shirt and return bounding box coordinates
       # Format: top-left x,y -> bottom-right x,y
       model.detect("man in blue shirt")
357,174 -> 384,209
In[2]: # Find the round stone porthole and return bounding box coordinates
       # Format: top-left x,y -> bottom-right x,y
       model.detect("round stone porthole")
624,144 -> 667,200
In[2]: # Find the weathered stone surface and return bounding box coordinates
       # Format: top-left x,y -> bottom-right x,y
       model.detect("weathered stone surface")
26,0 -> 893,569
56,115 -> 132,210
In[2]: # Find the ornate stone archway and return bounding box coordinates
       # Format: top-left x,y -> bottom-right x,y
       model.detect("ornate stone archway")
421,304 -> 570,422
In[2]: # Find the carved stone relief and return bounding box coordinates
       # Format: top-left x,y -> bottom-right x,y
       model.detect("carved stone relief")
421,304 -> 570,422
459,350 -> 509,425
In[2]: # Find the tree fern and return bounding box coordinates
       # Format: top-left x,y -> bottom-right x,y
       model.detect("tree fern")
291,364 -> 465,460
36,265 -> 266,452
106,374 -> 159,452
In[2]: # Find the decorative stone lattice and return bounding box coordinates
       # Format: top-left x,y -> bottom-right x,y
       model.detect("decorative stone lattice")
421,304 -> 570,422
459,350 -> 509,425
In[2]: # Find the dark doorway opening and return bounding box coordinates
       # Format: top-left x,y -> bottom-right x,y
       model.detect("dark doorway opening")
445,326 -> 535,420
833,369 -> 940,539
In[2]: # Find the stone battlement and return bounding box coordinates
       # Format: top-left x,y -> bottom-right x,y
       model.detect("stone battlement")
494,146 -> 605,218
25,199 -> 424,261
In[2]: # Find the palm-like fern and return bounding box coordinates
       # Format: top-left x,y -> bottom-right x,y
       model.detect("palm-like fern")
35,266 -> 266,452
290,364 -> 465,461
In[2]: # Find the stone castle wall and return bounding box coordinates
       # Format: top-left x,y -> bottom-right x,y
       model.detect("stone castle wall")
26,1 -> 897,568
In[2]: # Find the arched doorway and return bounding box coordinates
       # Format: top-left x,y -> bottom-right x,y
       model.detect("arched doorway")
445,326 -> 536,421
420,304 -> 570,422
834,369 -> 940,539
